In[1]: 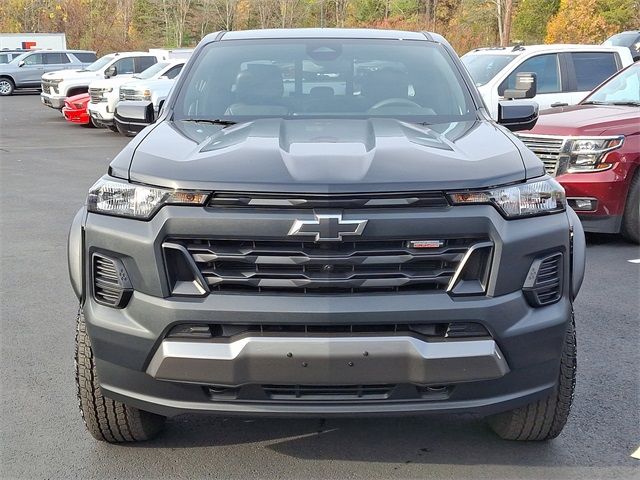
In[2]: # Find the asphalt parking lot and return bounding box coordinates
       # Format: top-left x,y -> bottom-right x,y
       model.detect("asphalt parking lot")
1,93 -> 638,480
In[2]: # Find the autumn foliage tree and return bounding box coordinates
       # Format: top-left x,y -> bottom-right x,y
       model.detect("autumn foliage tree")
1,0 -> 639,55
545,0 -> 630,43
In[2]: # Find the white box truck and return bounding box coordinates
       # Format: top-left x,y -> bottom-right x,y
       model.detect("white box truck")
0,33 -> 67,50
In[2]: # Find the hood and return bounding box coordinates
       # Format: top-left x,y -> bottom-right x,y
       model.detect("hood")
126,118 -> 529,193
88,76 -> 133,89
531,104 -> 640,136
122,77 -> 174,92
42,69 -> 104,81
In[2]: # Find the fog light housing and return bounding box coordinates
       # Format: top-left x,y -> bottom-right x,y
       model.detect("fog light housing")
568,198 -> 597,212
167,324 -> 212,338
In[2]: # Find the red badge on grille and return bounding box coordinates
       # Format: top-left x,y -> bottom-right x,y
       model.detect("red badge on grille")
408,240 -> 444,249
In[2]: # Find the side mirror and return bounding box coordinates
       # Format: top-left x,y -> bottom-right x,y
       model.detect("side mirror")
18,60 -> 25,67
114,100 -> 155,136
504,72 -> 537,100
498,100 -> 539,132
104,65 -> 117,78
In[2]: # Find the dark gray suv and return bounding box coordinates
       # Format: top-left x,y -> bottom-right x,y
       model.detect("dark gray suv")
69,29 -> 585,443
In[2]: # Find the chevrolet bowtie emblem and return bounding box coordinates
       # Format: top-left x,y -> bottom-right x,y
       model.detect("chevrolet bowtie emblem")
288,214 -> 368,242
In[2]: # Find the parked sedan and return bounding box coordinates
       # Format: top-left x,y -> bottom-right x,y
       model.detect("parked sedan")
62,93 -> 92,127
518,62 -> 639,243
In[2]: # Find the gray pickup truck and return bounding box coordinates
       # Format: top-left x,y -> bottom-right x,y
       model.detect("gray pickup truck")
69,29 -> 585,443
0,49 -> 96,96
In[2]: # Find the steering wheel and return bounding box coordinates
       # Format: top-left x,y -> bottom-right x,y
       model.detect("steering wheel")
368,98 -> 423,112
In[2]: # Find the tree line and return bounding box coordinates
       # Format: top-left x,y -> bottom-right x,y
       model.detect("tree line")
1,0 -> 638,55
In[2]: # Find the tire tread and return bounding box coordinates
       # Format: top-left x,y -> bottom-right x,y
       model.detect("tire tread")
489,314 -> 576,441
75,310 -> 164,442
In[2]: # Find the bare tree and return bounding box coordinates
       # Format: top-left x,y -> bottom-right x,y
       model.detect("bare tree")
490,0 -> 514,46
211,0 -> 239,30
334,0 -> 350,27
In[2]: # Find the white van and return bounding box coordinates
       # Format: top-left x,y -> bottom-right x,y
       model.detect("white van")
461,44 -> 634,118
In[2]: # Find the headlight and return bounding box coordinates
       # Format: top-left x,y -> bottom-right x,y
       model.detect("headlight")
448,178 -> 565,218
87,177 -> 209,219
566,136 -> 623,172
142,89 -> 152,100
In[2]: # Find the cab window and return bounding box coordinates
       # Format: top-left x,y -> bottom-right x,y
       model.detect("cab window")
499,54 -> 561,95
164,64 -> 183,79
135,56 -> 157,73
113,57 -> 135,75
570,52 -> 618,91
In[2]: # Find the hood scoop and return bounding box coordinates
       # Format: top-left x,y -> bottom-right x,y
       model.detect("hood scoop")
279,119 -> 376,182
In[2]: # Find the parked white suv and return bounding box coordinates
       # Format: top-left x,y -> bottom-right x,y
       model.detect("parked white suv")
88,59 -> 186,130
461,44 -> 634,118
40,51 -> 161,109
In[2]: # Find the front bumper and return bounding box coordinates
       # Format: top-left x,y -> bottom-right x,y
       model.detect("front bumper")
147,336 -> 508,386
62,106 -> 90,125
70,203 -> 583,417
41,93 -> 65,109
88,103 -> 114,127
557,157 -> 637,234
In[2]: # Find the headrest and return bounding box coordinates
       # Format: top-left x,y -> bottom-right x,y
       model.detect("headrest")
235,64 -> 283,103
309,86 -> 334,98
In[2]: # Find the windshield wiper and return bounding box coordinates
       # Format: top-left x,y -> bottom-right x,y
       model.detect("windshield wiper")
610,101 -> 640,106
581,101 -> 607,105
181,118 -> 238,126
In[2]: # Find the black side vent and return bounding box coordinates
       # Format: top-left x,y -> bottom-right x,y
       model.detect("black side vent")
92,254 -> 132,308
523,253 -> 563,307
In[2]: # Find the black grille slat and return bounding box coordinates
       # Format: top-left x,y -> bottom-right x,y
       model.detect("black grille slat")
167,237 -> 487,295
209,192 -> 449,209
262,384 -> 395,400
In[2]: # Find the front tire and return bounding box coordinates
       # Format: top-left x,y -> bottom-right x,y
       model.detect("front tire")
488,315 -> 576,441
0,77 -> 15,96
75,311 -> 165,442
621,171 -> 639,244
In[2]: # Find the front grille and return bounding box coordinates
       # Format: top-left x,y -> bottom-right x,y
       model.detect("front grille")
41,80 -> 58,95
205,383 -> 453,402
89,88 -> 105,104
167,237 -> 488,294
119,87 -> 142,101
166,322 -> 490,339
263,384 -> 394,400
516,134 -> 566,176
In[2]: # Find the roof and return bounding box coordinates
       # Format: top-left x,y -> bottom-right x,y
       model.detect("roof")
210,28 -> 431,42
466,44 -> 630,56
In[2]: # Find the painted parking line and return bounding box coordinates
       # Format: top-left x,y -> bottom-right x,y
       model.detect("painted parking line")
632,446 -> 640,460
628,259 -> 640,264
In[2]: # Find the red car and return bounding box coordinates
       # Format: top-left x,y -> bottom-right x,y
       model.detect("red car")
518,62 -> 639,243
62,93 -> 93,127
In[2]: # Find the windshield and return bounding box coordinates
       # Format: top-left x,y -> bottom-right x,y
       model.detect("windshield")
134,62 -> 169,79
604,32 -> 639,47
174,39 -> 475,123
83,55 -> 114,72
461,53 -> 517,86
9,52 -> 31,64
582,63 -> 640,105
